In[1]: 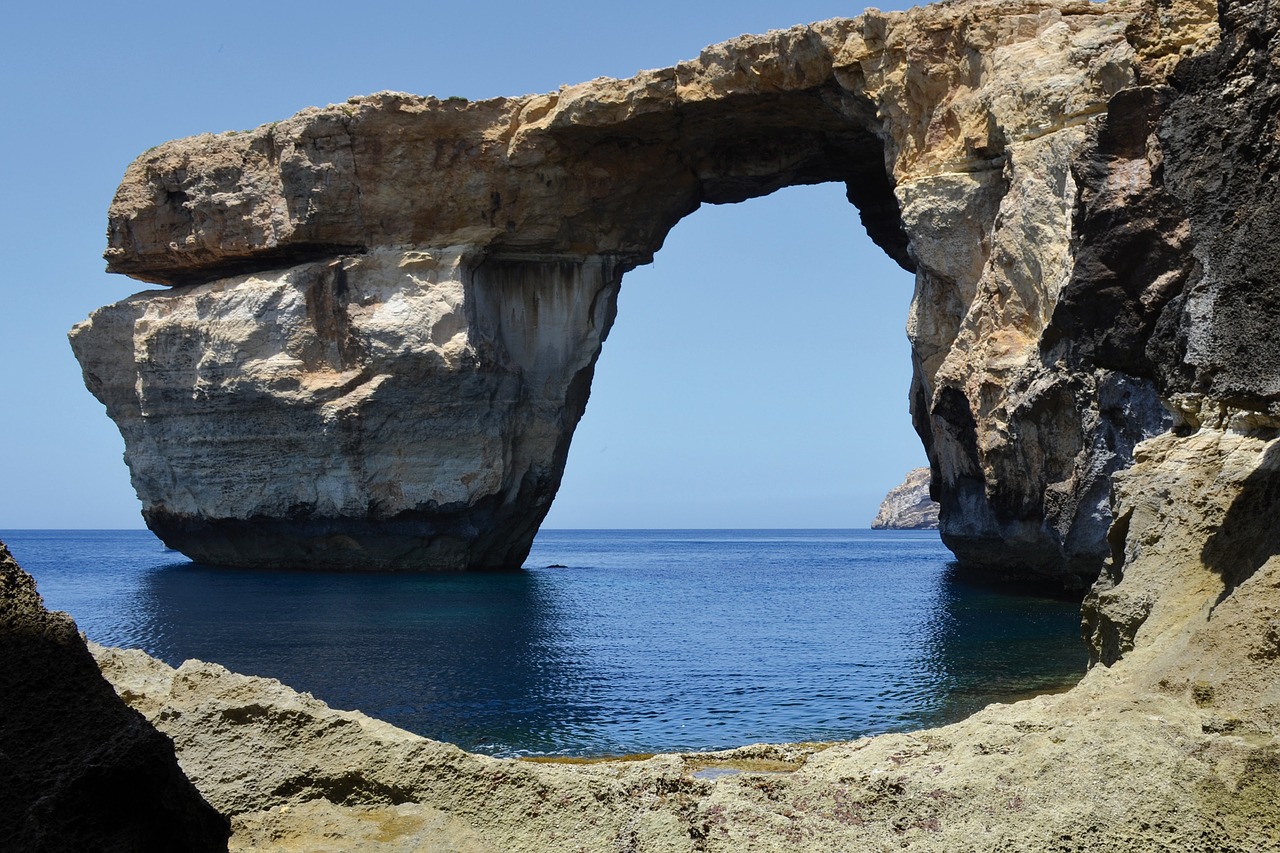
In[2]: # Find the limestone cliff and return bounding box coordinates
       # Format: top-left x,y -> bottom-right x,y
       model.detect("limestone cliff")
871,467 -> 939,529
71,249 -> 617,569
1082,0 -> 1280,712
0,541 -> 229,851
71,0 -> 1219,583
47,0 -> 1280,847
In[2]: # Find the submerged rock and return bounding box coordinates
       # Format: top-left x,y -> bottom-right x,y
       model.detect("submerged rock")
871,467 -> 939,529
70,0 -> 1217,583
0,541 -> 229,851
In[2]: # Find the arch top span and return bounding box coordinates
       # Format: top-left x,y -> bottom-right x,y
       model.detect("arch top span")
105,19 -> 917,286
77,0 -> 1217,580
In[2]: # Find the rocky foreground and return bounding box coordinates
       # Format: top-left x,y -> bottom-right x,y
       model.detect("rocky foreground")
0,543 -> 228,850
7,439 -> 1280,852
81,427 -> 1280,852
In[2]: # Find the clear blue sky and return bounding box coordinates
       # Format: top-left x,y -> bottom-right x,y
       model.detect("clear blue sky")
0,0 -> 922,531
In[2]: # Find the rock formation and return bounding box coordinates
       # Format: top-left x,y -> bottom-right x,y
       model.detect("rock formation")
1082,0 -> 1280,704
0,541 -> 230,851
71,0 -> 1218,584
92,491 -> 1280,853
48,0 -> 1280,848
871,467 -> 939,529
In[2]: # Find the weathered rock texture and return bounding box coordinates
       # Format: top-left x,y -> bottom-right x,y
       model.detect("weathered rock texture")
71,0 -> 1217,581
0,541 -> 230,851
93,513 -> 1280,853
72,249 -> 616,569
52,0 -> 1280,847
1081,0 -> 1280,717
871,467 -> 939,529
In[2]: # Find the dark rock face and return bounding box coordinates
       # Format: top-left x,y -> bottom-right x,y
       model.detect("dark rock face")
1153,0 -> 1280,408
1049,0 -> 1280,416
1046,85 -> 1195,382
0,540 -> 230,851
966,81 -> 1192,585
1077,0 -> 1280,657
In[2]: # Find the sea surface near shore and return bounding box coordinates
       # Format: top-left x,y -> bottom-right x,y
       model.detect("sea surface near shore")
4,528 -> 1085,757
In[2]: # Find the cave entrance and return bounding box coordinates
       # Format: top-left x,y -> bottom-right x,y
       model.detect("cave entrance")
543,181 -> 924,528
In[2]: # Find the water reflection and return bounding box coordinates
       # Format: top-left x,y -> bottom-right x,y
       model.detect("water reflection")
7,529 -> 1087,757
914,564 -> 1089,726
134,561 -> 578,754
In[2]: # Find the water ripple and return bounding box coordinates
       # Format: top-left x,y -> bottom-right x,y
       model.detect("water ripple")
4,528 -> 1086,757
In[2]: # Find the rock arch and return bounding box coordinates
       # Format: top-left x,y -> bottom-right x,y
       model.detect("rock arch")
71,1 -> 1213,585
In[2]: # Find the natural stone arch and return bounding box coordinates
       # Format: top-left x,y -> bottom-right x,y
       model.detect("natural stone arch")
72,1 -> 1211,585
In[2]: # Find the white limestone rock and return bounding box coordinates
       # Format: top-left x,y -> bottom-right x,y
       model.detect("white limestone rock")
871,467 -> 939,529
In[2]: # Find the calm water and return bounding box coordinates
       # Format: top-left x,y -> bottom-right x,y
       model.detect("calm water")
3,529 -> 1086,757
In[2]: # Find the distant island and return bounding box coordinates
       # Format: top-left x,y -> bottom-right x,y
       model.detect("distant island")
872,468 -> 939,530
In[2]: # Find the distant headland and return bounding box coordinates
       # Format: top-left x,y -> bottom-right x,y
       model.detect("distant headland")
872,468 -> 939,530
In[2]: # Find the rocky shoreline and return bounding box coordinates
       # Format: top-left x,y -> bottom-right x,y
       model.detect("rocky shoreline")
5,475 -> 1278,852
6,0 -> 1280,847
83,435 -> 1280,852
73,398 -> 1280,850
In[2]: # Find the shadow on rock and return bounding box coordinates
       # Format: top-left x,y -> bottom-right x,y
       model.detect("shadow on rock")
1201,439 -> 1280,604
0,540 -> 230,852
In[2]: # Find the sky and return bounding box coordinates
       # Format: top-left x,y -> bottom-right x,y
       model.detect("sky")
0,0 -> 922,531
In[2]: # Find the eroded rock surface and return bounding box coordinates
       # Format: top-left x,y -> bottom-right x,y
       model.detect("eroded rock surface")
53,0 -> 1280,847
72,249 -> 617,569
1082,0 -> 1280,718
93,552 -> 1280,853
871,467 -> 939,529
0,541 -> 229,851
72,0 -> 1217,580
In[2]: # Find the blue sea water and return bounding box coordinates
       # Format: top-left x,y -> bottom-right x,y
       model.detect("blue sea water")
3,528 -> 1086,757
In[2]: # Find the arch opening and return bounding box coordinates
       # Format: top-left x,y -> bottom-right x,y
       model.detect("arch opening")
545,182 -> 925,529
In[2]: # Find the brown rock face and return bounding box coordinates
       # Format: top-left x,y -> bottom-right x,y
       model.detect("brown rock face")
1082,0 -> 1280,705
0,541 -> 229,851
73,0 -> 1217,580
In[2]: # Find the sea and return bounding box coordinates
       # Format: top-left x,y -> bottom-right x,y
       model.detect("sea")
3,528 -> 1086,758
